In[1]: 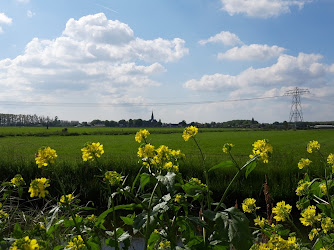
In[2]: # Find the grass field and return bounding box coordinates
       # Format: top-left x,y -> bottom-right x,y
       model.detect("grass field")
0,127 -> 333,207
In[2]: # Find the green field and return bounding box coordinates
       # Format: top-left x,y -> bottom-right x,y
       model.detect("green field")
0,127 -> 333,207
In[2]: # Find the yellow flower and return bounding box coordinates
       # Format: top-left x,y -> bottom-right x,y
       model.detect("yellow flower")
309,228 -> 321,241
242,198 -> 260,213
174,194 -> 182,203
86,214 -> 96,221
254,216 -> 267,228
297,158 -> 311,170
300,205 -> 322,227
135,129 -> 150,143
295,180 -> 310,196
158,240 -> 171,250
307,140 -> 320,153
28,178 -> 50,198
320,183 -> 327,195
104,171 -> 123,186
59,194 -> 75,204
328,153 -> 334,165
182,126 -> 198,141
137,144 -> 155,158
10,236 -> 39,250
272,201 -> 292,222
321,217 -> 334,234
35,146 -> 57,168
66,235 -> 85,250
0,209 -> 8,219
81,142 -> 104,161
163,162 -> 179,172
189,177 -> 207,188
249,139 -> 273,163
10,174 -> 26,187
222,143 -> 234,154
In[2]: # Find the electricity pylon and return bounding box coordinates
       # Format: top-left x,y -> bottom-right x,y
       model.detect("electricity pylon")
284,87 -> 310,128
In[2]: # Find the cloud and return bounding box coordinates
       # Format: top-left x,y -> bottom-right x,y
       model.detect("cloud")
199,31 -> 242,46
0,13 -> 12,34
16,0 -> 30,3
184,53 -> 330,92
218,44 -> 286,61
220,0 -> 312,18
27,10 -> 35,18
0,13 -> 188,104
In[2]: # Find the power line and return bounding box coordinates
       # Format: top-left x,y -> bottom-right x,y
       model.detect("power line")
0,95 -> 284,108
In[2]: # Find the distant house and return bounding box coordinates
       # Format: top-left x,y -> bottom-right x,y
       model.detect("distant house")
314,125 -> 334,129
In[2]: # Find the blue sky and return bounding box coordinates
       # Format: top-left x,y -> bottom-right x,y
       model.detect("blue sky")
0,0 -> 333,123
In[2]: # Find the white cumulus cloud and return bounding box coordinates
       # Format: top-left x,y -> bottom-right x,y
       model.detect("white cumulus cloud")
218,44 -> 286,61
0,13 -> 12,33
27,10 -> 36,18
0,13 -> 188,104
220,0 -> 312,18
199,31 -> 242,46
184,53 -> 330,92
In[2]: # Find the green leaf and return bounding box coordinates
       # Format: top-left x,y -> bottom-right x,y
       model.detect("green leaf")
96,204 -> 139,226
147,232 -> 160,250
209,161 -> 234,172
120,214 -> 134,226
140,173 -> 151,191
157,172 -> 176,191
13,223 -> 23,238
245,160 -> 257,179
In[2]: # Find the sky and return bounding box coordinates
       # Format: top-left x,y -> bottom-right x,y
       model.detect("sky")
0,0 -> 334,124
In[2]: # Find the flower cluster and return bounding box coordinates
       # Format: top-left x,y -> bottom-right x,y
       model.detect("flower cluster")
252,235 -> 298,249
188,177 -> 207,188
35,146 -> 57,168
249,139 -> 273,163
28,178 -> 50,198
0,209 -> 8,220
222,143 -> 234,154
81,142 -> 104,161
300,205 -> 322,227
254,216 -> 268,229
104,171 -> 123,186
135,129 -> 150,143
10,236 -> 39,250
242,198 -> 259,213
182,126 -> 198,141
138,143 -> 184,173
66,235 -> 85,249
297,158 -> 311,170
295,180 -> 310,196
272,201 -> 292,222
59,194 -> 75,205
158,240 -> 171,250
307,140 -> 320,153
10,174 -> 25,187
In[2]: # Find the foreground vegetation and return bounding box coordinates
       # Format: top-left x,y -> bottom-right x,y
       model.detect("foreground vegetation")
0,127 -> 334,249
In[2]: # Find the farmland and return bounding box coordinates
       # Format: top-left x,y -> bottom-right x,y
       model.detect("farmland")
1,126 -> 333,206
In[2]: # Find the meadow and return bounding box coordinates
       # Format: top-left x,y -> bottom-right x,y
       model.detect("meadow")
0,126 -> 333,207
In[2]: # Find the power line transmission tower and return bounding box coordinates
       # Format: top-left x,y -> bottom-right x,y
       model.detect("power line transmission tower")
284,87 -> 310,128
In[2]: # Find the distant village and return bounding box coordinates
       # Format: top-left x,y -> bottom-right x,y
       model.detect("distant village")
0,112 -> 333,129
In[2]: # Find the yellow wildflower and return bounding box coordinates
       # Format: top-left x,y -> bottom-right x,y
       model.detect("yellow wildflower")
182,126 -> 198,141
163,162 -> 179,172
321,217 -> 334,234
295,180 -> 310,196
300,205 -> 322,227
249,139 -> 273,163
189,177 -> 207,188
307,140 -> 320,153
0,209 -> 8,219
28,178 -> 50,198
35,146 -> 57,168
309,228 -> 321,241
104,171 -> 123,186
297,158 -> 311,170
137,144 -> 155,158
158,240 -> 171,250
59,194 -> 75,204
86,214 -> 96,221
10,174 -> 26,187
242,198 -> 260,213
174,194 -> 182,203
135,129 -> 150,143
254,216 -> 267,228
222,143 -> 234,154
81,142 -> 104,161
320,183 -> 327,195
66,235 -> 85,250
272,201 -> 292,222
10,236 -> 39,250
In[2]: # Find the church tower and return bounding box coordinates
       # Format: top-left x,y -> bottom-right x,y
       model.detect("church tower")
150,111 -> 154,122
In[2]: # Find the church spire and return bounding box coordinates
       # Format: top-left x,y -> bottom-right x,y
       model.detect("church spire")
150,110 -> 154,122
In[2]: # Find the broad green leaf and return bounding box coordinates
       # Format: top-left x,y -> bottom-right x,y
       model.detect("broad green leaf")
209,161 -> 234,172
245,160 -> 257,179
157,172 -> 176,191
13,223 -> 23,239
96,204 -> 139,225
140,173 -> 151,191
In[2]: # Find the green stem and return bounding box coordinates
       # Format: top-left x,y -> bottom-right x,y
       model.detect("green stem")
112,198 -> 119,250
144,182 -> 159,249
